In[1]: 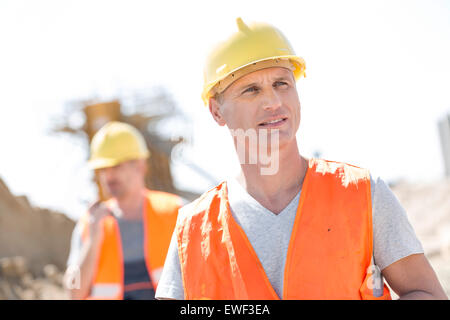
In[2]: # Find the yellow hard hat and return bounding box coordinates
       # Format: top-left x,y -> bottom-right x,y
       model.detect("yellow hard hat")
201,17 -> 306,106
88,121 -> 150,170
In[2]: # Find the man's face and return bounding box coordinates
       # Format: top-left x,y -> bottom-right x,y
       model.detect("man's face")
97,159 -> 146,199
210,67 -> 301,148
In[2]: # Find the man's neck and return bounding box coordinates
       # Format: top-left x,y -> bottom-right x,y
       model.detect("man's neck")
113,187 -> 145,221
237,140 -> 308,215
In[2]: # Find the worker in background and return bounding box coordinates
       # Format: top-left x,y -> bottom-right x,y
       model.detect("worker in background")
64,121 -> 181,300
155,18 -> 448,300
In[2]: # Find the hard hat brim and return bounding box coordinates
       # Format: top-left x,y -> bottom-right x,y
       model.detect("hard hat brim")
202,55 -> 305,106
87,152 -> 150,170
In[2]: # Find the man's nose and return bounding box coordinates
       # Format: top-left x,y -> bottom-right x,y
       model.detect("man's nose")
261,88 -> 282,112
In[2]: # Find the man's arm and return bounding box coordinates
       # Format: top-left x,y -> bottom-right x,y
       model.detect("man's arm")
64,202 -> 111,300
382,253 -> 448,300
370,174 -> 447,300
67,229 -> 103,299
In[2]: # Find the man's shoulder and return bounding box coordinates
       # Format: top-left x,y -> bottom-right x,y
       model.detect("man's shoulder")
312,158 -> 371,183
145,189 -> 183,212
314,158 -> 369,171
177,182 -> 227,223
146,189 -> 181,201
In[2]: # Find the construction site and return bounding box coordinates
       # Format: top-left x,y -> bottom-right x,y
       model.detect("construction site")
1,1 -> 450,301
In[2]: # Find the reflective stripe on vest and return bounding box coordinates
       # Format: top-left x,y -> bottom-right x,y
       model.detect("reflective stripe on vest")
90,283 -> 122,299
80,189 -> 180,300
176,158 -> 392,300
149,267 -> 164,286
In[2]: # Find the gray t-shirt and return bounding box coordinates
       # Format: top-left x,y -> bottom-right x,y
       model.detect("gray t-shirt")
154,174 -> 424,300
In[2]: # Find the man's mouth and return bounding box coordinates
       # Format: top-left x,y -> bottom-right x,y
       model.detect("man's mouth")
258,117 -> 288,127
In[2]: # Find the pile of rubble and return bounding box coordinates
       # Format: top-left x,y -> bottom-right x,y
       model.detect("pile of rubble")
0,256 -> 68,300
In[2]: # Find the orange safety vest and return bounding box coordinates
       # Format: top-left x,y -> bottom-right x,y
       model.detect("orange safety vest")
176,158 -> 392,300
80,189 -> 180,300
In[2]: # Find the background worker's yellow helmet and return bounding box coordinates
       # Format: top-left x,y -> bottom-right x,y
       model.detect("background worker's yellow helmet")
88,121 -> 150,170
201,17 -> 306,106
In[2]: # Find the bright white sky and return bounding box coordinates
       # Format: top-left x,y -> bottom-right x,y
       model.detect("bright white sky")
0,0 -> 449,220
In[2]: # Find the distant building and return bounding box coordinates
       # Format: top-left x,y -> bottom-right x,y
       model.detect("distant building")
438,113 -> 450,177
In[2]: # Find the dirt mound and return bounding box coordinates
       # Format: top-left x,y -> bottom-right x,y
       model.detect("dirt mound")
0,177 -> 75,299
0,177 -> 75,275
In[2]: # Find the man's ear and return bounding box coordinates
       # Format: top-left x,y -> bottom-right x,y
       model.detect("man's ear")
142,159 -> 149,175
209,97 -> 227,126
135,159 -> 148,176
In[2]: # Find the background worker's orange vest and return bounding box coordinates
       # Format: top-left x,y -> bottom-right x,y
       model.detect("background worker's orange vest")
176,158 -> 392,300
80,189 -> 180,300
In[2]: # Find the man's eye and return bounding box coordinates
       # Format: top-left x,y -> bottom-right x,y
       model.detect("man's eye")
243,87 -> 258,94
274,81 -> 288,87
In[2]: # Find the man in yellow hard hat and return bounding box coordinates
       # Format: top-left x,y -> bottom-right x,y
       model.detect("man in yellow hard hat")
155,18 -> 447,300
64,121 -> 182,300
